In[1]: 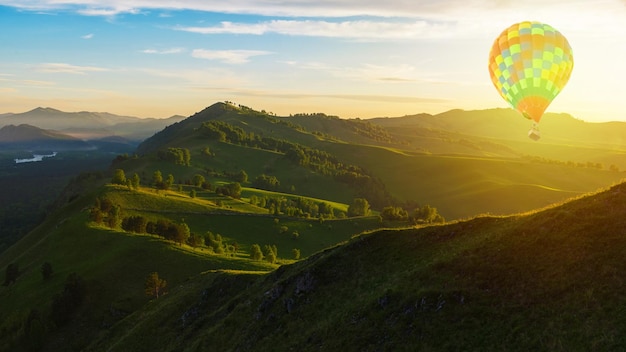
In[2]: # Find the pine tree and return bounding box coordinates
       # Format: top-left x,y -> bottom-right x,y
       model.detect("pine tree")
144,272 -> 167,299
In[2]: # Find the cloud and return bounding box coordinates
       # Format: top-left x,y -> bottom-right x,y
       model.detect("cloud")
142,48 -> 184,54
36,63 -> 109,75
191,49 -> 271,64
175,19 -> 454,40
286,61 -> 420,83
81,33 -> 94,39
0,0 -> 469,17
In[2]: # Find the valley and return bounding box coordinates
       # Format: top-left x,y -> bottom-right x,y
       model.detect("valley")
1,102 -> 625,351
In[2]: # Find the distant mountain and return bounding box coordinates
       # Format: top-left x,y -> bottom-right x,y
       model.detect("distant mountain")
0,107 -> 186,141
371,108 -> 626,149
0,124 -> 92,150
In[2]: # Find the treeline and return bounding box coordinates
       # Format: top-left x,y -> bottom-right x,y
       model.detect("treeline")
199,120 -> 395,208
380,205 -> 445,224
522,155 -> 619,171
249,195 -> 342,219
88,197 -> 238,254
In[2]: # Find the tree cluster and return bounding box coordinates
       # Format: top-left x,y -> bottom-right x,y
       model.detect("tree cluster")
144,219 -> 190,245
152,170 -> 175,190
157,147 -> 191,166
89,197 -> 122,229
380,205 -> 445,223
205,231 -> 236,255
215,182 -> 242,199
252,174 -> 281,190
111,169 -> 140,190
348,198 -> 371,217
249,195 -> 340,219
249,243 -> 279,263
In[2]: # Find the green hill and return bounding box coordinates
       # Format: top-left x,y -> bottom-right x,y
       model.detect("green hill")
2,101 -> 626,351
132,102 -> 624,219
84,180 -> 626,351
0,171 -> 391,351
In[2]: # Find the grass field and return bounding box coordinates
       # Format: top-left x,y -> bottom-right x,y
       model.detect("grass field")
85,181 -> 626,351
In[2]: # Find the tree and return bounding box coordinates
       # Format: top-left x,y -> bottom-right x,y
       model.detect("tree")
41,262 -> 53,281
192,174 -> 205,187
3,262 -> 19,286
175,221 -> 191,245
152,170 -> 163,188
216,182 -> 242,199
165,174 -> 175,190
144,272 -> 167,299
412,205 -> 445,224
187,233 -> 203,248
250,244 -> 263,261
292,248 -> 301,260
51,273 -> 87,326
264,245 -> 278,264
381,206 -> 408,221
234,169 -> 248,183
106,205 -> 122,229
131,173 -> 141,189
348,198 -> 370,217
111,169 -> 127,185
189,189 -> 196,198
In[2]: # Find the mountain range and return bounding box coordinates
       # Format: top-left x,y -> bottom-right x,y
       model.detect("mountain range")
0,107 -> 186,141
1,102 -> 626,351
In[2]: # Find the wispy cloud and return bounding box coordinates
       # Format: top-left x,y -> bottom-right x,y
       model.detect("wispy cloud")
142,48 -> 184,54
285,61 -> 420,83
21,79 -> 56,86
36,63 -> 109,75
175,20 -> 454,40
0,0 -> 467,18
81,33 -> 94,39
191,49 -> 271,64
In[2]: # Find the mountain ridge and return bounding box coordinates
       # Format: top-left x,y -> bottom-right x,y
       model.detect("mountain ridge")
0,107 -> 186,141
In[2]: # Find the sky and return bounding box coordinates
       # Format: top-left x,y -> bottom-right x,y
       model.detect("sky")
0,0 -> 624,122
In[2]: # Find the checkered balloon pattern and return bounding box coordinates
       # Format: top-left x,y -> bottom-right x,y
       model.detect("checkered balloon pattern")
488,21 -> 574,123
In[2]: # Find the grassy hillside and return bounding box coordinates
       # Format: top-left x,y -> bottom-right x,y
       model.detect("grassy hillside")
0,176 -> 390,351
86,180 -> 626,351
3,101 -> 626,351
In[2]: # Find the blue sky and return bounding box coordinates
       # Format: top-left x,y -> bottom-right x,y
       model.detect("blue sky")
0,0 -> 625,122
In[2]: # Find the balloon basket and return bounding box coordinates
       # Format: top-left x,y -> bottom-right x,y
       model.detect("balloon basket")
528,124 -> 541,141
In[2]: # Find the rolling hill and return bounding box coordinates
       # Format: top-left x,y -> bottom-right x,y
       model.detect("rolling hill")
1,101 -> 626,351
130,102 -> 625,219
86,177 -> 626,351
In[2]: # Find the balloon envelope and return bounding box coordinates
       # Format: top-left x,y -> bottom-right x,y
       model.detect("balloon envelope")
488,21 -> 573,123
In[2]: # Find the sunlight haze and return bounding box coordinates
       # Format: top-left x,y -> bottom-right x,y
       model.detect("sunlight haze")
0,0 -> 624,122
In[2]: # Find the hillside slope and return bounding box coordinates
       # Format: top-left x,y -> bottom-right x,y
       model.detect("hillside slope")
88,180 -> 626,351
134,102 -> 625,220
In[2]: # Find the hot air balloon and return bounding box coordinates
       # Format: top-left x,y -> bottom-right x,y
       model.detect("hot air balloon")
488,21 -> 574,140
